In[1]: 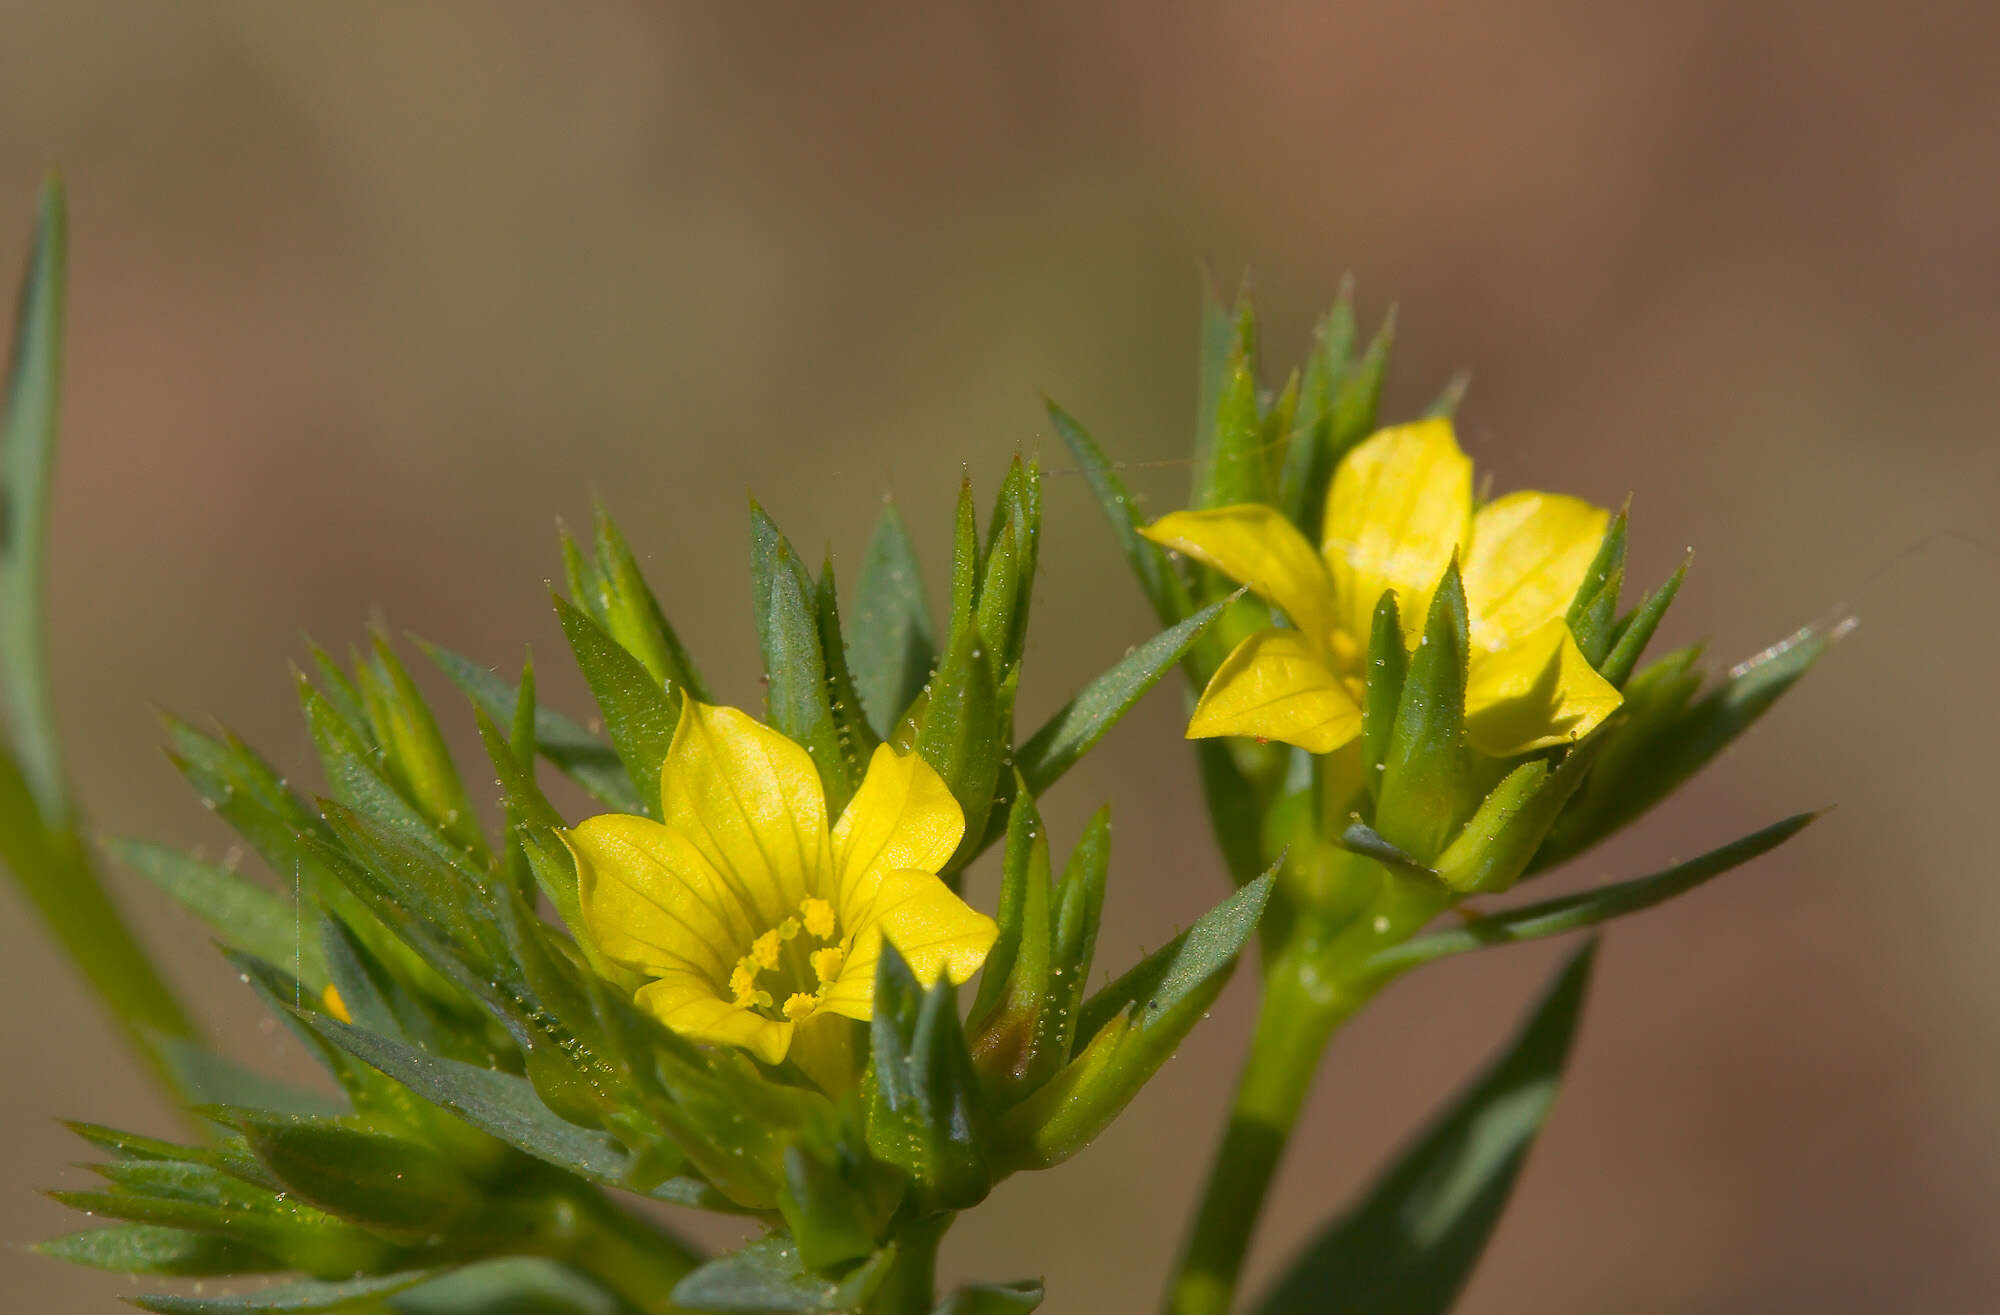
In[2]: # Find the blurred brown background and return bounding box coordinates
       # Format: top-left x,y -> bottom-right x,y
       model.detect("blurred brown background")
3,3 -> 1996,1311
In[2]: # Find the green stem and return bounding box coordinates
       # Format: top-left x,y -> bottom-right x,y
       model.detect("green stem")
1165,931 -> 1360,1315
867,1213 -> 951,1315
558,1188 -> 704,1315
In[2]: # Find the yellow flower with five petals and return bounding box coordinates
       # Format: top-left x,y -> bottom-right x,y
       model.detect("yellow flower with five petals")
1140,418 -> 1622,758
563,700 -> 998,1068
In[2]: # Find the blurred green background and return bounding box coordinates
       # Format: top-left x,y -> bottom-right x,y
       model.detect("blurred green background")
3,3 -> 1996,1310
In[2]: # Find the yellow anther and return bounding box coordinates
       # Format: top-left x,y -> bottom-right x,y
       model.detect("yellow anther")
782,992 -> 817,1021
730,961 -> 762,1006
750,929 -> 784,969
800,897 -> 837,940
321,984 -> 352,1024
810,946 -> 844,985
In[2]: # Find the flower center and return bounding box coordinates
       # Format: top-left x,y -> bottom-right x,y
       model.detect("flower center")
727,896 -> 844,1024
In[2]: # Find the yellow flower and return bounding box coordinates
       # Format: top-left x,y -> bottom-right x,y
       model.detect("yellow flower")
1140,418 -> 1622,758
563,700 -> 998,1068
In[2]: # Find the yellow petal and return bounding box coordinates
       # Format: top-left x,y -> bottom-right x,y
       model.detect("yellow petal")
1463,619 -> 1623,757
1187,628 -> 1363,754
1462,491 -> 1609,654
821,870 -> 998,1020
634,969 -> 794,1065
1141,505 -> 1337,647
1322,419 -> 1473,647
831,743 -> 964,915
564,813 -> 755,982
660,700 -> 831,926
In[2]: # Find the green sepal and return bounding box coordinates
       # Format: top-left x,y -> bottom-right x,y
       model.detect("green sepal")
776,1130 -> 899,1273
1196,329 -> 1268,510
1277,286 -> 1358,529
1432,732 -> 1609,895
1251,943 -> 1596,1315
750,503 -> 859,813
298,672 -> 471,869
1564,507 -> 1628,666
420,641 -> 640,813
1361,591 -> 1407,803
966,786 -> 1054,1102
1534,626 -> 1831,870
1361,812 -> 1815,985
1597,555 -> 1688,688
1373,561 -> 1471,862
866,943 -> 992,1210
1046,401 -> 1195,626
674,1234 -> 895,1314
1423,371 -> 1470,419
998,870 -> 1273,1170
814,553 -> 882,778
35,1224 -> 281,1278
981,455 -> 1042,677
850,500 -> 937,741
553,594 -> 675,819
1329,308 -> 1394,460
905,608 -> 1001,878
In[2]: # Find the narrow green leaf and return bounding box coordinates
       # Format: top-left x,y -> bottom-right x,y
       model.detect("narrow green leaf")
107,837 -> 325,987
912,611 -> 1000,872
1361,591 -> 1406,803
387,1258 -> 630,1315
814,554 -> 880,790
934,1281 -> 1044,1314
133,1270 -> 438,1314
0,177 -> 67,817
554,595 -> 676,818
158,1039 -> 345,1119
1014,597 -> 1229,797
1252,944 -> 1597,1315
420,640 -> 641,813
36,1224 -> 281,1277
229,1115 -> 475,1236
294,1009 -> 630,1182
1278,288 -> 1357,529
1191,286 -> 1255,508
1046,401 -> 1193,626
589,504 -> 709,702
1002,871 -> 1274,1169
850,501 -> 937,739
1363,813 -> 1815,983
1197,345 -> 1268,510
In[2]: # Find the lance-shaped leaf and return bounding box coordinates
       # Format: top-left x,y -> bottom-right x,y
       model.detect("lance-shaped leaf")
850,500 -> 937,739
36,1224 -> 281,1278
554,596 -> 676,819
908,609 -> 1001,873
1277,288 -> 1358,528
1252,943 -> 1596,1315
1564,510 -> 1627,666
981,456 -> 1041,678
674,1234 -> 896,1314
866,944 -> 992,1209
221,1113 -> 480,1239
1359,812 -> 1815,985
750,504 -> 860,812
132,1270 -> 439,1315
1361,592 -> 1408,804
1431,733 -> 1609,896
1046,402 -> 1193,626
1013,597 -> 1230,798
1374,563 -> 1471,863
967,789 -> 1054,1100
108,838 -> 327,988
564,504 -> 708,702
814,554 -> 880,779
998,870 -> 1273,1170
420,640 -> 640,813
1597,556 -> 1688,689
387,1258 -> 635,1315
1191,285 -> 1258,510
1534,625 -> 1835,870
354,635 -> 485,859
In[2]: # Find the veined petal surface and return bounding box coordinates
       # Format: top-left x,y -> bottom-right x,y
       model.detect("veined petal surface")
1141,505 -> 1337,646
1463,491 -> 1609,653
1187,627 -> 1363,754
636,969 -> 794,1065
1323,419 -> 1472,646
832,743 -> 964,914
824,869 -> 998,1019
1463,619 -> 1623,756
567,814 -> 750,981
660,700 -> 830,923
